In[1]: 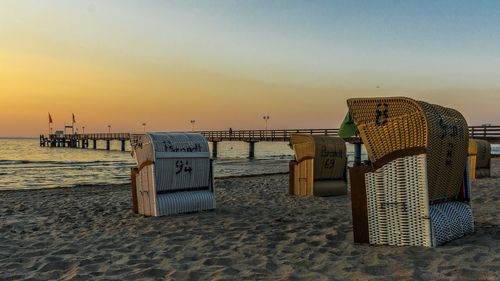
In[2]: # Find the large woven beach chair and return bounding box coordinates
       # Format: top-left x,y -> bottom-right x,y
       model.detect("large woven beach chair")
289,134 -> 347,196
468,139 -> 491,179
345,97 -> 473,247
130,133 -> 215,216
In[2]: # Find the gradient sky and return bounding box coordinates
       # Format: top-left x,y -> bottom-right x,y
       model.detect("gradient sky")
1,0 -> 499,137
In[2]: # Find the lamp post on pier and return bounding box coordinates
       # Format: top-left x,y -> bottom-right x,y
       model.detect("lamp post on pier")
82,126 -> 85,134
108,125 -> 111,133
142,123 -> 147,132
263,115 -> 270,130
190,120 -> 196,131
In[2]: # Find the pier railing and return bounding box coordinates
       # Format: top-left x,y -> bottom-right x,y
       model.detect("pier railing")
469,125 -> 500,142
39,125 -> 500,152
197,128 -> 339,142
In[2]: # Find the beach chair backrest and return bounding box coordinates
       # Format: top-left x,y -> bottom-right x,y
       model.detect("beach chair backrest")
289,134 -> 347,196
130,132 -> 215,216
347,97 -> 468,201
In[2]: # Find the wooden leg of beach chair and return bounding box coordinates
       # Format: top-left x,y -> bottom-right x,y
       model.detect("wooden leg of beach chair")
307,159 -> 314,196
289,161 -> 297,195
349,165 -> 372,244
298,161 -> 307,196
470,155 -> 477,179
131,167 -> 139,214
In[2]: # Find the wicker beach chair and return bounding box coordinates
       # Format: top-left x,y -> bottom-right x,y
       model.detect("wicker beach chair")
289,134 -> 347,196
468,139 -> 491,179
130,133 -> 215,216
345,97 -> 473,247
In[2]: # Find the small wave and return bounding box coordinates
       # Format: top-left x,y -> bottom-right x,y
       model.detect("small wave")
0,159 -> 132,166
0,160 -> 30,165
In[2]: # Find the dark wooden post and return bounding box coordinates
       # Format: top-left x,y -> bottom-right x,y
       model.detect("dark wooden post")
212,141 -> 218,158
106,140 -> 111,150
354,141 -> 362,165
131,167 -> 139,213
350,165 -> 373,244
248,141 -> 256,158
121,140 -> 126,151
93,139 -> 97,149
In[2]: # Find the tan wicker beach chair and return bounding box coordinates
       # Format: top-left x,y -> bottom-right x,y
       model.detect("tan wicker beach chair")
130,133 -> 215,216
468,139 -> 491,179
289,134 -> 347,196
345,97 -> 473,247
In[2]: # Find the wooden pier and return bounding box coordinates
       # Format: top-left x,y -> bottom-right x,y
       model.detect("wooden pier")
40,126 -> 500,158
39,133 -> 130,151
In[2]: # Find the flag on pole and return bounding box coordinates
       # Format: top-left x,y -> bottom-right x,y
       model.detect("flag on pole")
72,113 -> 76,123
49,113 -> 53,124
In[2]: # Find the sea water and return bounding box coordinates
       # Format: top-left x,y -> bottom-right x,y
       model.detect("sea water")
1,138 -> 497,190
0,138 -> 297,189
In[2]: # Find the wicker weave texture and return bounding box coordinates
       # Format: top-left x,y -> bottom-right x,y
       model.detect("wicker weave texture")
312,136 -> 346,180
473,139 -> 491,169
289,134 -> 315,162
289,134 -> 346,196
290,159 -> 314,196
416,101 -> 468,201
365,154 -> 431,247
468,140 -> 478,179
347,97 -> 468,201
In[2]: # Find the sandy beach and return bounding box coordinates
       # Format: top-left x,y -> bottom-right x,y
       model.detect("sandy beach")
0,160 -> 498,281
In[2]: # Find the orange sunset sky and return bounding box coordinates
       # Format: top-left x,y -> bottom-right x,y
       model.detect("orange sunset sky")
1,1 -> 499,137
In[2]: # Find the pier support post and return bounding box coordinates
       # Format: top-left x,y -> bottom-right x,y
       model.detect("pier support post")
212,141 -> 218,158
106,140 -> 111,150
93,140 -> 97,149
354,141 -> 362,166
121,140 -> 126,152
248,141 -> 257,159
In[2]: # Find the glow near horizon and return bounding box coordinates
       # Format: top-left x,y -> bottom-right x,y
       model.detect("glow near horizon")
1,0 -> 499,136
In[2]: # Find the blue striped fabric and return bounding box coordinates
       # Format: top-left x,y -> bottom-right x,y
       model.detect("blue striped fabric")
154,158 -> 210,192
156,190 -> 216,216
430,201 -> 474,246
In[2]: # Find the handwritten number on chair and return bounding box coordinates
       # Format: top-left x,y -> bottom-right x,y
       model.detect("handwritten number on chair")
439,117 -> 463,139
175,160 -> 193,174
375,103 -> 389,126
445,143 -> 454,165
324,158 -> 335,169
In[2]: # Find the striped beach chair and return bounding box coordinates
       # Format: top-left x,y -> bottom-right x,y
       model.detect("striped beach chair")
130,133 -> 215,216
345,97 -> 473,247
289,134 -> 347,196
468,139 -> 491,179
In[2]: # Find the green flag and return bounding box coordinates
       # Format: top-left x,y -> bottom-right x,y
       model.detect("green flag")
338,112 -> 358,140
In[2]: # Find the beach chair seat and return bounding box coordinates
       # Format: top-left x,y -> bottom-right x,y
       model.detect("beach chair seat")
289,134 -> 347,196
344,97 -> 474,247
468,139 -> 491,179
130,133 -> 215,216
